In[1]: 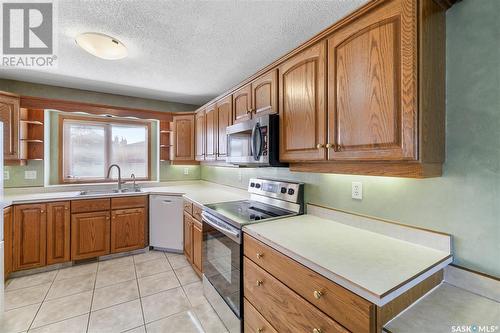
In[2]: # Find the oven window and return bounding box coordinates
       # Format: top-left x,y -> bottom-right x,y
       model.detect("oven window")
203,224 -> 241,317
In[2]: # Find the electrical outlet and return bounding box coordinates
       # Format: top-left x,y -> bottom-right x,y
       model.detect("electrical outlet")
183,168 -> 189,175
25,170 -> 37,180
352,182 -> 363,200
4,171 -> 9,180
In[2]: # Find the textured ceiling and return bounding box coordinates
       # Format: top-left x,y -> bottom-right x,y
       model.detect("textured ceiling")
0,0 -> 368,105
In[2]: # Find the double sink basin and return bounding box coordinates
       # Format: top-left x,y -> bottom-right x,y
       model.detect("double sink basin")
78,188 -> 143,196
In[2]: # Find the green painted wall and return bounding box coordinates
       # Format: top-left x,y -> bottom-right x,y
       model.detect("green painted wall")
159,163 -> 201,181
4,160 -> 44,187
201,0 -> 500,277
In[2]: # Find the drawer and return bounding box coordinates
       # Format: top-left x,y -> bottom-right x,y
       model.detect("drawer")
192,204 -> 202,222
183,200 -> 193,214
244,234 -> 374,333
111,195 -> 147,209
71,198 -> 110,213
244,257 -> 349,333
244,298 -> 277,333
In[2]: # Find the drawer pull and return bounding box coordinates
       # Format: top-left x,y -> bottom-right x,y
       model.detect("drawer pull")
256,253 -> 264,259
313,290 -> 323,299
313,329 -> 323,333
256,280 -> 263,287
257,329 -> 264,333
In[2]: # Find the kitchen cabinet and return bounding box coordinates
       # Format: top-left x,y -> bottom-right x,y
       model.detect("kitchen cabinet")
195,110 -> 205,161
205,104 -> 216,160
13,204 -> 47,271
0,92 -> 21,162
183,211 -> 193,263
4,207 -> 13,279
216,96 -> 232,160
46,201 -> 71,265
71,211 -> 111,260
111,208 -> 146,253
278,42 -> 327,162
171,114 -> 195,162
232,84 -> 252,123
252,69 -> 278,117
192,219 -> 203,274
326,0 -> 416,161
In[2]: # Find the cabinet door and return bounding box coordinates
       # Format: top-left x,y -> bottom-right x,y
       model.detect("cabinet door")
205,104 -> 216,160
327,0 -> 417,161
195,110 -> 205,161
216,96 -> 232,160
0,93 -> 20,161
252,69 -> 278,117
172,114 -> 195,161
71,211 -> 110,260
279,42 -> 327,162
183,212 -> 193,263
192,220 -> 202,275
46,201 -> 71,265
111,208 -> 145,253
13,204 -> 47,271
4,207 -> 13,278
232,84 -> 252,123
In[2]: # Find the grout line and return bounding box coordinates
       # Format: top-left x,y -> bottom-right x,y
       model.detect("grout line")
26,268 -> 60,331
24,312 -> 91,332
133,252 -> 147,331
86,261 -> 99,333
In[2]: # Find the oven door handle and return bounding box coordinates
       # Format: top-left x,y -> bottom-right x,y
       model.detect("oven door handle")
202,212 -> 241,244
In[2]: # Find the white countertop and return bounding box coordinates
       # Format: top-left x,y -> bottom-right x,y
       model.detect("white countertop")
244,214 -> 452,306
384,283 -> 500,333
1,181 -> 249,207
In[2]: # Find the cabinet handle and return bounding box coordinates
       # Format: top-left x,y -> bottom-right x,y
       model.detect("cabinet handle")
256,280 -> 263,287
313,290 -> 323,299
40,210 -> 44,213
257,329 -> 264,333
65,207 -> 69,211
313,329 -> 323,333
256,253 -> 264,259
325,143 -> 333,149
316,143 -> 325,149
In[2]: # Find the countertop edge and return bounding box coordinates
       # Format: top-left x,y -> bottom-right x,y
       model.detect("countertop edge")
243,227 -> 453,306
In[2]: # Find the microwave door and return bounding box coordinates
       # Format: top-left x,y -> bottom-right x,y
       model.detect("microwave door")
251,122 -> 263,161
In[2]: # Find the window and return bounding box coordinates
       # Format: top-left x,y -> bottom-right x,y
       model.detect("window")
60,115 -> 151,183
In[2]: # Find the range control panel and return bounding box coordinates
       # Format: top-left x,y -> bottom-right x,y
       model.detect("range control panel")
248,178 -> 304,204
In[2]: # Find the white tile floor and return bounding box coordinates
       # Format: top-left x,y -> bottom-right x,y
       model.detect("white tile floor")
1,251 -> 229,333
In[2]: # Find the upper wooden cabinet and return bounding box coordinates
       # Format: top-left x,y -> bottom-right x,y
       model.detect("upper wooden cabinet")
279,42 -> 327,162
46,201 -> 71,265
195,110 -> 205,161
13,204 -> 47,271
205,104 -> 216,160
252,69 -> 278,117
171,114 -> 195,161
233,70 -> 278,124
327,0 -> 416,161
233,84 -> 252,123
216,96 -> 232,160
0,92 -> 20,161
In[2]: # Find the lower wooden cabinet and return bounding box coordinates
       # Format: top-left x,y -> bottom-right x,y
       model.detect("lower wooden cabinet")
183,211 -> 193,263
13,204 -> 47,271
111,208 -> 145,253
192,219 -> 203,274
4,207 -> 13,279
71,211 -> 111,260
46,201 -> 71,265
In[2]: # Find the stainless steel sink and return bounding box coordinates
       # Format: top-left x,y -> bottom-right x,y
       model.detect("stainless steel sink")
78,188 -> 142,196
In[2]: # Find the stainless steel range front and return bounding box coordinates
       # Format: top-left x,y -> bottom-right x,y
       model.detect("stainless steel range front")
202,178 -> 304,333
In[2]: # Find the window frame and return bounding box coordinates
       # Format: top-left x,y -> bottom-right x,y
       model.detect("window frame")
58,114 -> 152,184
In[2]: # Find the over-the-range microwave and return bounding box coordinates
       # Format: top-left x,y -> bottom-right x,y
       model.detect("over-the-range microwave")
226,114 -> 287,167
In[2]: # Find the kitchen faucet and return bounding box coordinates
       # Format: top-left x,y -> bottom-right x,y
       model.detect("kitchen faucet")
106,164 -> 124,192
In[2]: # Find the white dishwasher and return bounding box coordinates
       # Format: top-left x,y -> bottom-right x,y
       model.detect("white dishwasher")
149,195 -> 184,252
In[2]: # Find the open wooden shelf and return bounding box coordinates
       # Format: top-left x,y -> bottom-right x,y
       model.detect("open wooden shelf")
159,120 -> 171,162
19,108 -> 45,161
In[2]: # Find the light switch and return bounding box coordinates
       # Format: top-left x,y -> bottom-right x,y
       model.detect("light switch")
25,170 -> 37,180
4,171 -> 9,180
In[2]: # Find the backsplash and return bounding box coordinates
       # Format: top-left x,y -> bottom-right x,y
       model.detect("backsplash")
4,160 -> 44,188
201,0 -> 500,278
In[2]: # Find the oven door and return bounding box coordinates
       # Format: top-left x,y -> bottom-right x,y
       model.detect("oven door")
202,212 -> 242,318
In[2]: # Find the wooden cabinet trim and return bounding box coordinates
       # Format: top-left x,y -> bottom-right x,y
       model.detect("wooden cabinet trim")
71,198 -> 110,213
111,195 -> 147,210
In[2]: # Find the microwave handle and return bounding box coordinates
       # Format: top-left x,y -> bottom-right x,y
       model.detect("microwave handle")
251,122 -> 263,161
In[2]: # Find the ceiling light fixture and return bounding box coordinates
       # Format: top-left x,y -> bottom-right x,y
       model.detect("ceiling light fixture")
75,32 -> 127,60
